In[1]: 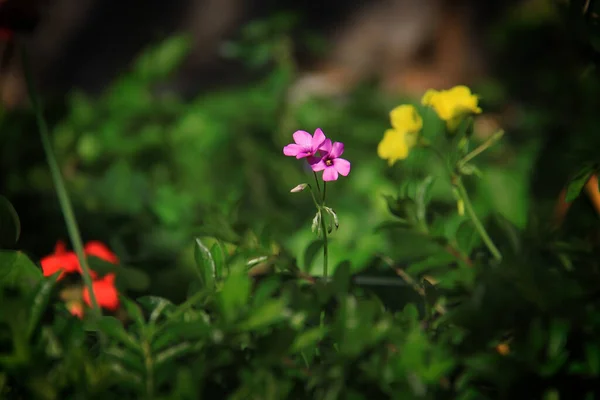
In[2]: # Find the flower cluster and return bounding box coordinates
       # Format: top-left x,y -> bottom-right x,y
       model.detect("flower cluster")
41,241 -> 120,318
377,105 -> 423,166
422,85 -> 481,131
378,85 -> 481,166
283,128 -> 351,181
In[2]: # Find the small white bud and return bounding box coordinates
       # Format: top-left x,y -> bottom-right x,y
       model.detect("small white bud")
290,183 -> 308,193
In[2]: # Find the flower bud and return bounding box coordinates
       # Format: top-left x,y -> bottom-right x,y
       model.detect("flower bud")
290,183 -> 308,193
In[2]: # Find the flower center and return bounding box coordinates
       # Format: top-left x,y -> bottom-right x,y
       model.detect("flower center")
325,159 -> 333,166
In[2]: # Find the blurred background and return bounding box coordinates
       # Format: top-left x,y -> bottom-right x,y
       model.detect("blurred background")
1,0 -> 599,302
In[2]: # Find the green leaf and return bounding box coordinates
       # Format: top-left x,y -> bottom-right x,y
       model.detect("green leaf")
565,163 -> 597,202
152,321 -> 210,352
133,35 -> 192,81
107,362 -> 144,390
415,176 -> 435,229
0,196 -> 20,248
332,260 -> 351,294
27,276 -> 58,338
290,326 -> 327,352
210,241 -> 226,279
219,271 -> 251,322
121,297 -> 146,333
0,251 -> 43,291
238,298 -> 288,331
155,342 -> 195,367
455,219 -> 481,255
104,346 -> 145,372
97,316 -> 141,353
383,195 -> 418,224
406,251 -> 456,276
303,239 -> 323,273
137,296 -> 175,325
194,238 -> 216,289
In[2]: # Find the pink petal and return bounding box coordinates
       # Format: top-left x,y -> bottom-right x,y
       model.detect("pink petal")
311,160 -> 327,172
330,142 -> 344,158
323,167 -> 339,181
311,128 -> 326,150
293,130 -> 312,147
307,155 -> 322,165
333,158 -> 351,176
283,143 -> 303,156
319,139 -> 332,153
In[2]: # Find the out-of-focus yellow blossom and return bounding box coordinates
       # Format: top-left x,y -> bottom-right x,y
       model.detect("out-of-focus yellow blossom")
390,104 -> 423,133
377,104 -> 422,166
421,85 -> 482,131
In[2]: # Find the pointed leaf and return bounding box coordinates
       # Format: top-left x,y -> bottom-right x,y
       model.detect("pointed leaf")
194,238 -> 216,289
210,241 -> 226,279
0,251 -> 43,291
219,271 -> 251,322
0,196 -> 20,248
565,163 -> 597,202
27,276 -> 58,338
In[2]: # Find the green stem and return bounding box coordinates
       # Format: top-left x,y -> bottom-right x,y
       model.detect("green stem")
455,178 -> 502,262
313,171 -> 322,197
19,42 -> 100,315
320,207 -> 329,278
143,340 -> 154,399
312,174 -> 329,278
426,143 -> 501,262
457,130 -> 504,169
307,185 -> 320,209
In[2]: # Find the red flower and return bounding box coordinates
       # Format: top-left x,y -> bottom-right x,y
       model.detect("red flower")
82,273 -> 120,311
41,240 -> 119,280
84,241 -> 119,264
40,241 -> 84,280
42,240 -> 122,317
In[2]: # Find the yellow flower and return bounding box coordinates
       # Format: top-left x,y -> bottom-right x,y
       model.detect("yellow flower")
421,85 -> 482,131
390,104 -> 423,133
377,105 -> 422,166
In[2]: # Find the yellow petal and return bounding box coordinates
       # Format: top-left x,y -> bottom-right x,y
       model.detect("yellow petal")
421,89 -> 439,106
377,129 -> 408,166
389,104 -> 423,133
421,85 -> 482,126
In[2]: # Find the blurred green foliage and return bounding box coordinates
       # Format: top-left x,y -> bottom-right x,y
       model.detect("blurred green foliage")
2,0 -> 600,398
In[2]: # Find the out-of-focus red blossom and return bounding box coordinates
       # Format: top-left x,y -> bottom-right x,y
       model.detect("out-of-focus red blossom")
84,241 -> 119,264
40,241 -> 83,280
41,240 -> 119,280
83,273 -> 119,311
42,240 -> 121,317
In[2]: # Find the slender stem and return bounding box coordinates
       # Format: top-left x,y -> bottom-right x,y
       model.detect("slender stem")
455,178 -> 502,262
457,130 -> 504,169
313,171 -> 322,197
322,181 -> 327,204
320,208 -> 329,277
19,42 -> 100,315
426,143 -> 502,262
143,340 -> 154,399
307,185 -> 320,209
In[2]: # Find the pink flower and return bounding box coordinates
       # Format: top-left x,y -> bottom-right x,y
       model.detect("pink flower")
283,128 -> 327,159
311,139 -> 351,181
